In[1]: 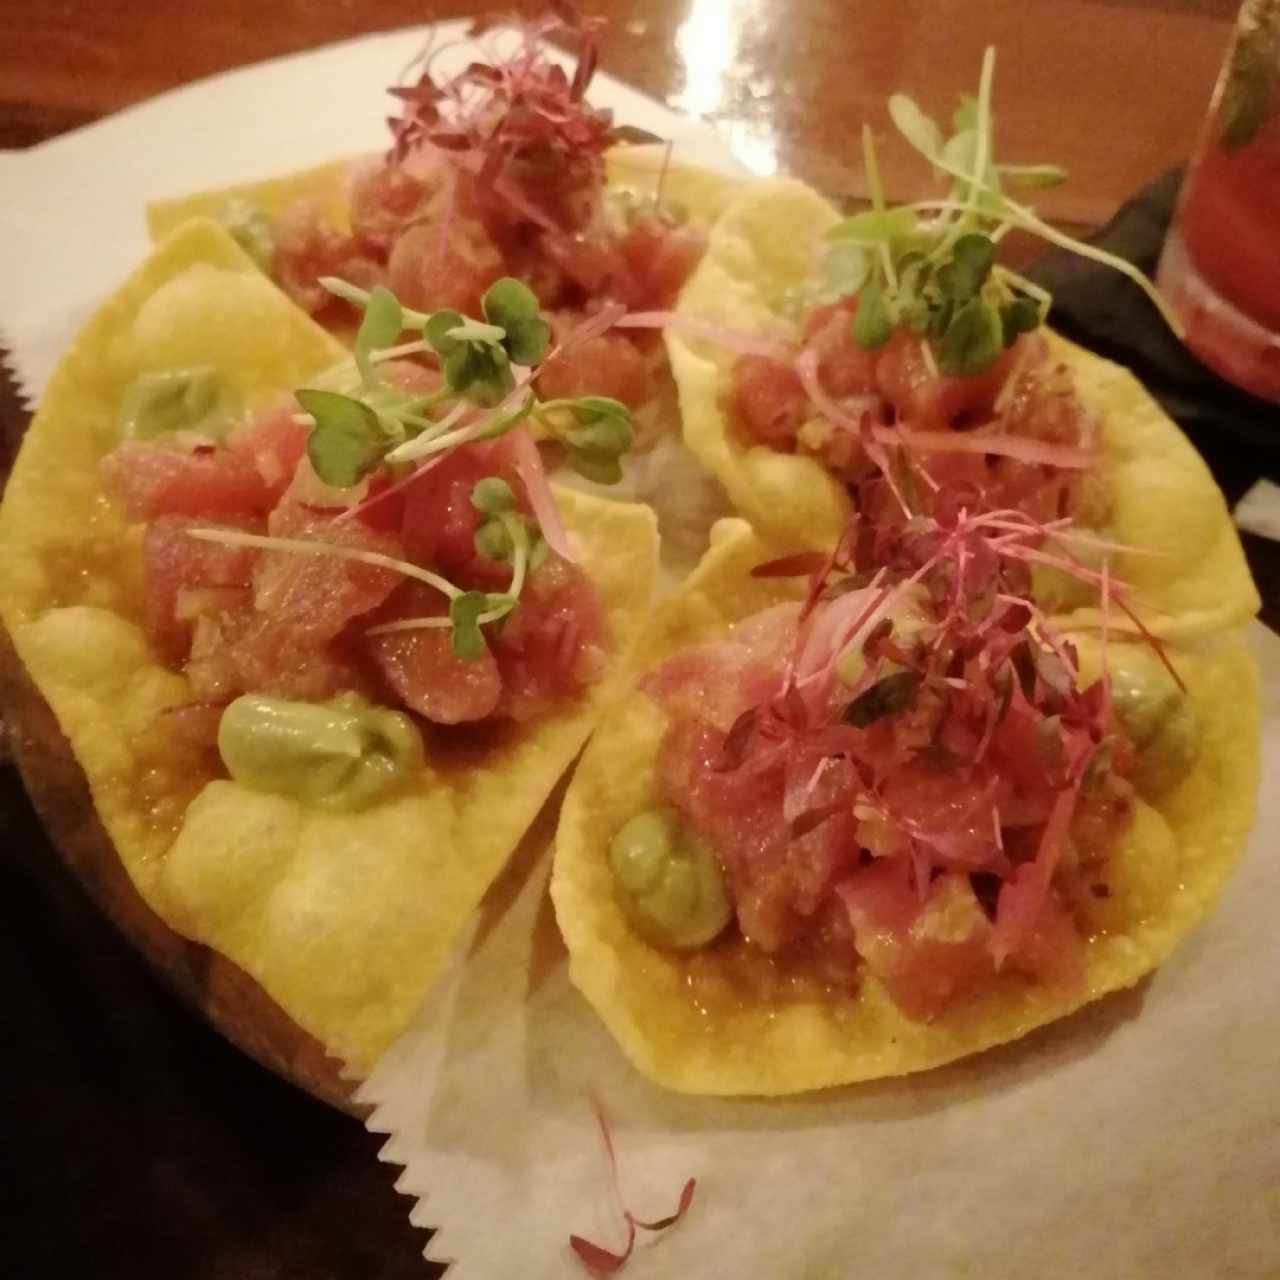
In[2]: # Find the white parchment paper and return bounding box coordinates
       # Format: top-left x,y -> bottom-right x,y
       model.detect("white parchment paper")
3,27 -> 1277,1279
361,624 -> 1280,1279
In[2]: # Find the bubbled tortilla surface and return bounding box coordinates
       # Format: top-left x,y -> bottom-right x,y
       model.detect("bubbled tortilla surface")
551,520 -> 1259,1094
147,159 -> 358,243
668,178 -> 1260,640
0,219 -> 661,1074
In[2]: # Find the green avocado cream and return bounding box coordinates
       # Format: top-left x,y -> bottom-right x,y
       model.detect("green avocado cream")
608,808 -> 732,950
1108,654 -> 1200,796
1077,641 -> 1200,796
220,197 -> 275,273
217,692 -> 423,810
117,366 -> 240,441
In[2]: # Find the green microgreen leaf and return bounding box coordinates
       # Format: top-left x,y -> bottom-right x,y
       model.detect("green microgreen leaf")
853,275 -> 893,349
354,286 -> 405,387
482,277 -> 539,327
562,397 -> 634,455
900,296 -> 932,335
528,536 -> 549,572
474,517 -> 515,562
926,298 -> 954,339
573,395 -> 631,424
952,94 -> 979,133
448,591 -> 490,660
936,233 -> 995,300
568,449 -> 624,485
471,476 -> 516,515
940,127 -> 979,178
815,240 -> 870,303
482,277 -> 551,366
424,296 -> 530,406
938,298 -> 1004,376
1000,296 -> 1041,346
888,93 -> 943,161
828,206 -> 920,245
842,670 -> 922,727
425,308 -> 467,358
297,389 -> 386,488
475,390 -> 536,440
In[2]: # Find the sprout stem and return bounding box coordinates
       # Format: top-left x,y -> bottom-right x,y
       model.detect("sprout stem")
187,528 -> 462,600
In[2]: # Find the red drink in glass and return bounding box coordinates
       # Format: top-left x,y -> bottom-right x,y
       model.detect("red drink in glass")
1158,0 -> 1280,402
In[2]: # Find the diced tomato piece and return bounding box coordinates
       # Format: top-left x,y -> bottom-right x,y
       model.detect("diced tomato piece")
875,329 -> 1020,426
184,590 -> 256,703
836,855 -> 919,934
1005,891 -> 1086,993
658,718 -> 796,948
642,602 -> 798,731
491,554 -> 607,720
102,441 -> 273,521
780,751 -> 862,912
805,301 -> 879,398
366,583 -> 502,724
255,504 -> 405,645
500,241 -> 573,309
159,702 -> 226,751
657,674 -> 861,954
838,866 -> 996,1020
537,314 -> 652,408
379,360 -> 443,396
351,472 -> 407,536
483,151 -> 604,241
141,514 -> 261,661
274,209 -> 386,316
225,403 -> 310,505
543,231 -> 628,300
733,355 -> 808,448
989,697 -> 1059,827
349,160 -> 427,254
399,438 -> 522,577
876,761 -> 1003,872
619,216 -> 706,310
226,617 -> 369,703
387,218 -> 504,317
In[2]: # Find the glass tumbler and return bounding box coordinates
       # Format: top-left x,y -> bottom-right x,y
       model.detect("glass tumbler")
1157,0 -> 1280,402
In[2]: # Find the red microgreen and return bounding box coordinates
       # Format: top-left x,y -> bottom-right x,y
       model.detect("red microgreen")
791,801 -> 848,839
387,8 -> 615,208
569,1096 -> 697,1277
714,706 -> 759,772
751,551 -> 829,579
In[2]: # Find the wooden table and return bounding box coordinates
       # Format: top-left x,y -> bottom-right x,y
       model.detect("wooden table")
0,2 -> 1266,1277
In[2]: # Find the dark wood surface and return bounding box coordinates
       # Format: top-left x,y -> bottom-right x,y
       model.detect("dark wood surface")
2,2 -> 1276,1278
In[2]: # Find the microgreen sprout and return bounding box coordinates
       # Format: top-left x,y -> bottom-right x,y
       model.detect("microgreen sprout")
297,389 -> 389,489
296,275 -> 622,489
422,277 -> 550,405
535,394 -> 636,484
819,46 -> 1183,374
209,271 -> 639,662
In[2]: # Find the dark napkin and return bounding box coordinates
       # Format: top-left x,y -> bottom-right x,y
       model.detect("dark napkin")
1025,169 -> 1280,506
